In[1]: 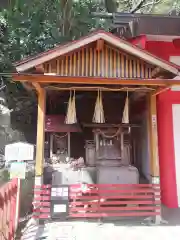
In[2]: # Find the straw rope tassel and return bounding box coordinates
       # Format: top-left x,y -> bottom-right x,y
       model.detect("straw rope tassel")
122,91 -> 129,124
65,91 -> 72,124
65,90 -> 77,124
71,90 -> 77,123
93,90 -> 105,123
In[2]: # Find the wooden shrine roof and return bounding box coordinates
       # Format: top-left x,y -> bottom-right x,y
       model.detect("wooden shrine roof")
14,30 -> 180,77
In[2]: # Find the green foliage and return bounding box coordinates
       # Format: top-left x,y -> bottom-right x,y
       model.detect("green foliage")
0,0 -> 108,99
106,0 -> 180,14
0,0 -> 106,66
0,169 -> 9,185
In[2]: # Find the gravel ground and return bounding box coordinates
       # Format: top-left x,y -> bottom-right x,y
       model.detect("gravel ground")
21,220 -> 180,240
21,207 -> 180,240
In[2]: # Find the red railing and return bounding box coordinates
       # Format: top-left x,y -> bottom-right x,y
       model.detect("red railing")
0,178 -> 19,240
69,184 -> 161,218
33,183 -> 161,219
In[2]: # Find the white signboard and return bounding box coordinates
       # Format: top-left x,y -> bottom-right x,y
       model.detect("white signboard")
53,204 -> 67,213
51,187 -> 69,197
10,162 -> 26,179
5,142 -> 34,161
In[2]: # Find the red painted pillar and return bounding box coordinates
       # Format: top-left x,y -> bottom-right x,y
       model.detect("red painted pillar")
157,90 -> 180,208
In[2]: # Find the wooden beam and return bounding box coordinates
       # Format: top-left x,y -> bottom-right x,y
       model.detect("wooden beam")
152,87 -> 170,96
13,74 -> 180,86
148,94 -> 159,178
32,82 -> 44,94
151,67 -> 161,77
96,39 -> 104,51
35,64 -> 44,73
33,82 -> 46,176
82,123 -> 140,128
46,85 -> 154,92
22,82 -> 33,92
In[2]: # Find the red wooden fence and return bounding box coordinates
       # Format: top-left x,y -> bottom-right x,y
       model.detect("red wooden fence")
33,183 -> 161,219
69,184 -> 161,218
33,184 -> 51,219
0,178 -> 19,240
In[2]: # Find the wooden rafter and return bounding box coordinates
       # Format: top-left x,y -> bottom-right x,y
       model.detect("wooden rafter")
42,44 -> 153,79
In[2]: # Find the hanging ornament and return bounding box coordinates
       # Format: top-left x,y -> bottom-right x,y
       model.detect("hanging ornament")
122,91 -> 129,124
93,89 -> 105,123
65,90 -> 77,124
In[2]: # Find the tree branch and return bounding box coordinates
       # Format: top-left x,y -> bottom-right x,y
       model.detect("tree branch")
61,0 -> 73,36
141,0 -> 161,9
130,0 -> 146,13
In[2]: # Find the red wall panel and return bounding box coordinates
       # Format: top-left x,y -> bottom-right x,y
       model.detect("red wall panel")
131,36 -> 180,207
128,35 -> 147,49
157,90 -> 180,208
146,41 -> 180,61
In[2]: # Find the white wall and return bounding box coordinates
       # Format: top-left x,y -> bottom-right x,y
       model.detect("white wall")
172,104 -> 180,206
170,56 -> 180,66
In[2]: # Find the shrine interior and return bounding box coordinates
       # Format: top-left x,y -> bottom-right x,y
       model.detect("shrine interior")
44,86 -> 151,185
